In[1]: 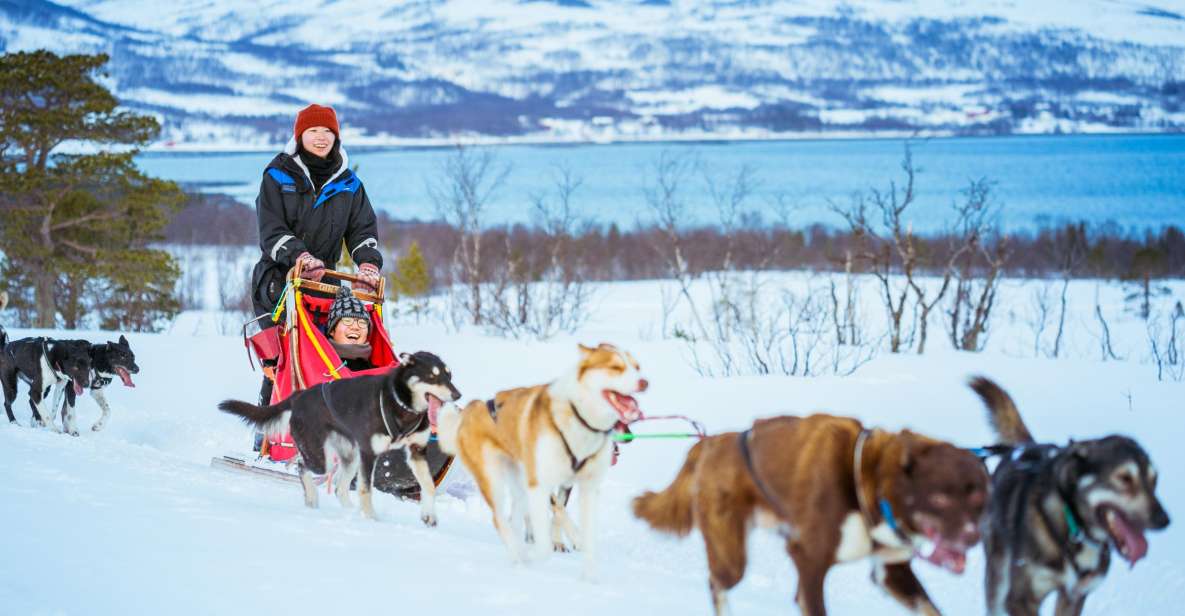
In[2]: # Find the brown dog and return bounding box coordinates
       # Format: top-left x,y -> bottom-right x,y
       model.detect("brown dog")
634,414 -> 989,616
437,343 -> 647,578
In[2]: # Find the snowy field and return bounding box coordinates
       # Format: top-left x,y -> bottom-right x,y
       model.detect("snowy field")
1,276 -> 1183,615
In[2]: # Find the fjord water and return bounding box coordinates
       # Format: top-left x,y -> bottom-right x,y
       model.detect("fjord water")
138,134 -> 1185,232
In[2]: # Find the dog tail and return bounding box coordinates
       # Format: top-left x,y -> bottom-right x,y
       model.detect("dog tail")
969,376 -> 1034,445
217,396 -> 293,436
632,438 -> 706,537
436,400 -> 473,456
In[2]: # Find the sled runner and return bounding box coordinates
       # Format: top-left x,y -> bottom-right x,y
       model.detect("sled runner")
211,262 -> 453,497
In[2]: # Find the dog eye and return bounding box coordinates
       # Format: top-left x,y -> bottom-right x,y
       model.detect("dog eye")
1117,473 -> 1136,490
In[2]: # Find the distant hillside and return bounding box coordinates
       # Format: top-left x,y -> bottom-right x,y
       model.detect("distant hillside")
3,0 -> 1184,147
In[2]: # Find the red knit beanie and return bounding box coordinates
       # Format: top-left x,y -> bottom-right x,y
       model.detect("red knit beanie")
293,104 -> 340,141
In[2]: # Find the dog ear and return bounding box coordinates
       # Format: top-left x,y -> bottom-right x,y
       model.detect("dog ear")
1057,442 -> 1092,490
119,335 -> 129,347
398,352 -> 414,365
899,430 -> 916,476
578,344 -> 596,356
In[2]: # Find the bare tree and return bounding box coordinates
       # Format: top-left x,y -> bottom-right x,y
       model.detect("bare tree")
1148,301 -> 1184,382
483,164 -> 591,339
1091,283 -> 1121,362
428,145 -> 510,326
1027,281 -> 1055,357
830,145 -> 924,353
946,179 -> 1008,352
645,150 -> 709,339
1046,223 -> 1088,357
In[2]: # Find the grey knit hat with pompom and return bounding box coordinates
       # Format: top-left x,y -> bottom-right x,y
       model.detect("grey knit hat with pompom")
327,286 -> 368,334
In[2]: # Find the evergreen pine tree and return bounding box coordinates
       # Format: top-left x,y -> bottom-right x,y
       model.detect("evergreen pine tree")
0,50 -> 183,329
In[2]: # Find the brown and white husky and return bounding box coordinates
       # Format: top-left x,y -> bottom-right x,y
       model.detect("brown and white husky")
436,343 -> 646,578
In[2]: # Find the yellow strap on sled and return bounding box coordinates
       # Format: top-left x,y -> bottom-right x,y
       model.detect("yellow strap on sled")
294,289 -> 341,381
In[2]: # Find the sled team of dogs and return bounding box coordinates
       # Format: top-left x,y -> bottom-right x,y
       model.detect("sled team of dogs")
0,293 -> 139,434
217,338 -> 1170,616
3,278 -> 1167,616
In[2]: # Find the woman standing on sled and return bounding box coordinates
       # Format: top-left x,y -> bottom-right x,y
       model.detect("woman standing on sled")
250,104 -> 384,406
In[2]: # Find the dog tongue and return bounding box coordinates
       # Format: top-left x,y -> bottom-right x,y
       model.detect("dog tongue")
607,392 -> 643,422
73,379 -> 84,396
920,529 -> 967,574
426,394 -> 442,428
116,367 -> 135,388
925,542 -> 967,574
1107,509 -> 1149,563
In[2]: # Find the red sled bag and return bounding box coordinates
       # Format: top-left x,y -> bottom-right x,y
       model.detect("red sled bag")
243,267 -> 396,462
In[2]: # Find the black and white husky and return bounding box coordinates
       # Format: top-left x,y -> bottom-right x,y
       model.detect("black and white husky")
218,351 -> 461,525
970,377 -> 1170,616
58,335 -> 140,434
1,337 -> 92,431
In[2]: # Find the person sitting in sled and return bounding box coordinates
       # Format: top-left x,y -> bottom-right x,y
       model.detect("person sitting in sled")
325,286 -> 373,372
249,103 -> 384,406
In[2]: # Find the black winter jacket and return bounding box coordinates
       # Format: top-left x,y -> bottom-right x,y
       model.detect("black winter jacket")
251,140 -> 383,315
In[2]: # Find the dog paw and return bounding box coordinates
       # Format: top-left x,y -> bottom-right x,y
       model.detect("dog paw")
421,513 -> 437,527
91,424 -> 104,432
68,430 -> 79,437
553,542 -> 571,553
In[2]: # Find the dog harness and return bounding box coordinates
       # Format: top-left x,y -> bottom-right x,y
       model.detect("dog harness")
853,429 -> 912,548
39,338 -> 66,383
1011,444 -> 1105,578
551,403 -> 612,473
737,428 -> 793,522
317,379 -> 424,443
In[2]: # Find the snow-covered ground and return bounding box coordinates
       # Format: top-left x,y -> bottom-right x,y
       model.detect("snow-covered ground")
1,276 -> 1183,614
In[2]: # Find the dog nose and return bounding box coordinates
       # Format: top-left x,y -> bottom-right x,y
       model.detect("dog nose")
637,378 -> 649,392
1151,502 -> 1171,530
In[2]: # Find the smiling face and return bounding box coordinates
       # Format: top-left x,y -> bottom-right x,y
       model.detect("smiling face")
397,351 -> 462,426
330,316 -> 369,345
55,341 -> 93,396
105,335 -> 139,388
575,343 -> 648,425
1063,436 -> 1171,565
300,126 -> 336,158
890,434 -> 989,574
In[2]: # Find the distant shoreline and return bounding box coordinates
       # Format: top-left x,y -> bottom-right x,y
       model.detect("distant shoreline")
139,128 -> 1183,156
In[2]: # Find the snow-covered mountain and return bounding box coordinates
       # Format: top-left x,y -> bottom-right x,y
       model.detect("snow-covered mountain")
3,0 -> 1185,147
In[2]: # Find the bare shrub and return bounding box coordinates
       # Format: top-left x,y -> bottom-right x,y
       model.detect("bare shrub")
428,145 -> 510,327
1090,283 -> 1121,362
1026,280 -> 1056,357
683,275 -> 877,377
482,165 -> 591,339
945,179 -> 1008,352
216,246 -> 254,334
173,246 -> 206,311
830,145 -> 926,354
1147,301 -> 1184,381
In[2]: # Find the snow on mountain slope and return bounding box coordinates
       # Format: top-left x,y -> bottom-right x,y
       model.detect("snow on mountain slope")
3,0 -> 1184,147
1,276 -> 1183,614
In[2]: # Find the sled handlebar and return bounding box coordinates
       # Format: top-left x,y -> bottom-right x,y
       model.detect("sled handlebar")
287,259 -> 385,304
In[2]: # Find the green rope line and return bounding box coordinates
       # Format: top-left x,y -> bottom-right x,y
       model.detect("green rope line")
614,432 -> 702,442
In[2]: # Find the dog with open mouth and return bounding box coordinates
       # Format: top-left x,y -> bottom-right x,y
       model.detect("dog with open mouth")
634,413 -> 988,616
1,337 -> 92,431
56,335 -> 139,434
970,377 -> 1170,616
218,351 -> 460,525
436,343 -> 647,578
